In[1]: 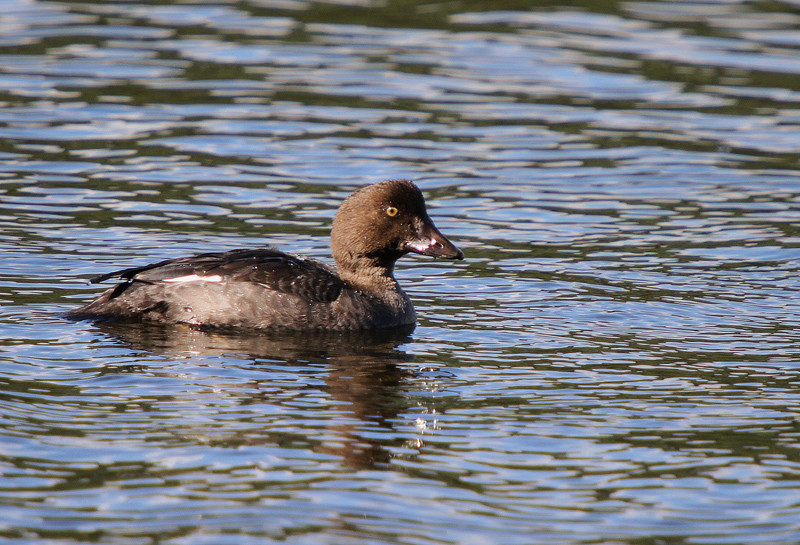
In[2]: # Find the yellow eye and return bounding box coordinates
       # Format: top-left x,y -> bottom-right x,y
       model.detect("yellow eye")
385,206 -> 399,217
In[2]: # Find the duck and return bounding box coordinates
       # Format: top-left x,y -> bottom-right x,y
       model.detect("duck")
66,179 -> 464,330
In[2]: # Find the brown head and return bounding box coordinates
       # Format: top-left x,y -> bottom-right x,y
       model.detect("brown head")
331,179 -> 463,280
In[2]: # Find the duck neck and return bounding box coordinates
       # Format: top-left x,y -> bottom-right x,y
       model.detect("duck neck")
336,254 -> 402,295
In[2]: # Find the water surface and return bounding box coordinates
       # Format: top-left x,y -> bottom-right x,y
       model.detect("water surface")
2,0 -> 800,543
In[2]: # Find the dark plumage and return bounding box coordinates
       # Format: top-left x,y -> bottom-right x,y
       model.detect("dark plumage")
66,179 -> 464,330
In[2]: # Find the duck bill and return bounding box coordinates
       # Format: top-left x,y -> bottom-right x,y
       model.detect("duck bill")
405,218 -> 464,260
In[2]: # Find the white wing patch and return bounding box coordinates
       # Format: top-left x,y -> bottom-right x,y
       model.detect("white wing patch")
163,274 -> 223,283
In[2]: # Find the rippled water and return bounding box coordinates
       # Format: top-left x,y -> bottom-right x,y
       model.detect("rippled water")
3,0 -> 800,543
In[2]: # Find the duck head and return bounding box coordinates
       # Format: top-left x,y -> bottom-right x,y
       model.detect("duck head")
331,179 -> 464,277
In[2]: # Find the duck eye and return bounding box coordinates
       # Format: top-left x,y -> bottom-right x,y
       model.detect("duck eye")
385,206 -> 399,217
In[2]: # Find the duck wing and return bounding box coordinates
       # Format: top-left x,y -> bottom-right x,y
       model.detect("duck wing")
92,248 -> 345,303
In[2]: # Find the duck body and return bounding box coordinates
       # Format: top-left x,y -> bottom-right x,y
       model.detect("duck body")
69,248 -> 416,330
67,180 -> 463,330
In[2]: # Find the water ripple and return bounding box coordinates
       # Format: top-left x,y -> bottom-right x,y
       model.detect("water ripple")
2,0 -> 800,543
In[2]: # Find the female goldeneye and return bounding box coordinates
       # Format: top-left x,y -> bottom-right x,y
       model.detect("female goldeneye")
67,179 -> 464,330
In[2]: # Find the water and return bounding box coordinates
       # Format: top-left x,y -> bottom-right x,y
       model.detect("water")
2,0 -> 800,542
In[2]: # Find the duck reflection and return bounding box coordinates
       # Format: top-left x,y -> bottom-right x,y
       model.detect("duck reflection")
94,322 -> 420,468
